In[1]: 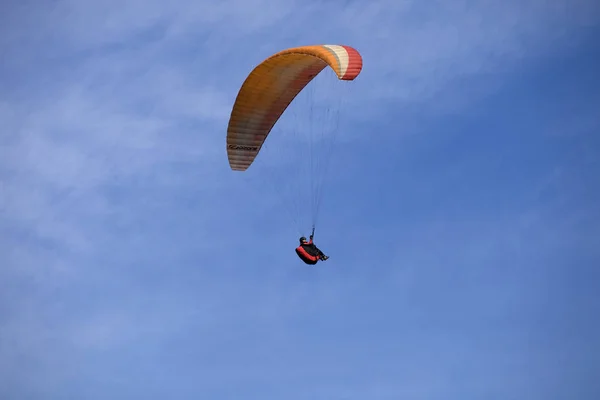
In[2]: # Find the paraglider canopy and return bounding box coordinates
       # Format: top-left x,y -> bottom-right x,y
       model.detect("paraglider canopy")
226,44 -> 363,171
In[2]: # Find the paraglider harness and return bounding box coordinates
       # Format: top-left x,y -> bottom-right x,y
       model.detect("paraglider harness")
295,227 -> 328,265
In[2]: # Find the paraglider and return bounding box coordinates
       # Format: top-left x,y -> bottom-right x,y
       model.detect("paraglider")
226,44 -> 363,263
295,227 -> 329,265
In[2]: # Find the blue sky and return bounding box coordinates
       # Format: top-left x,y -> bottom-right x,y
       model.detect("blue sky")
1,0 -> 600,399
